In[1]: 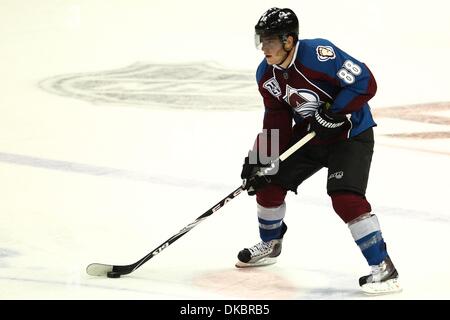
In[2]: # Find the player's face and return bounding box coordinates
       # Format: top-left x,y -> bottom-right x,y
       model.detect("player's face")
260,36 -> 286,65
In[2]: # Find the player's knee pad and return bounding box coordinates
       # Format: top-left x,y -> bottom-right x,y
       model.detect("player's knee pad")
256,184 -> 287,208
330,192 -> 372,223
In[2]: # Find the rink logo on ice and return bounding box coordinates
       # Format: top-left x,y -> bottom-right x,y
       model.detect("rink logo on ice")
38,63 -> 450,143
328,171 -> 344,180
38,62 -> 260,110
316,46 -> 336,61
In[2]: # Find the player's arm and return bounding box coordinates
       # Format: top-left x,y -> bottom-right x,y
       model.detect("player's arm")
254,60 -> 293,155
316,40 -> 377,114
241,61 -> 292,195
307,40 -> 377,138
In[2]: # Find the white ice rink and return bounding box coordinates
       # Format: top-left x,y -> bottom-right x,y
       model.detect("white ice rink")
1,0 -> 449,300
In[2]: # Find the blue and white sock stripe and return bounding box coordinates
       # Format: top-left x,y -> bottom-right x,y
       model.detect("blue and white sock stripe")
258,217 -> 284,242
257,202 -> 286,221
257,203 -> 286,242
258,218 -> 283,230
355,231 -> 384,251
349,214 -> 387,266
348,214 -> 380,241
355,231 -> 387,265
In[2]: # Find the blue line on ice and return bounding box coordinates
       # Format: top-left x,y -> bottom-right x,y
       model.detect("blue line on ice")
0,151 -> 227,190
1,151 -> 447,224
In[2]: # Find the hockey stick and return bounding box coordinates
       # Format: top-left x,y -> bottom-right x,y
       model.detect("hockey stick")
86,131 -> 316,278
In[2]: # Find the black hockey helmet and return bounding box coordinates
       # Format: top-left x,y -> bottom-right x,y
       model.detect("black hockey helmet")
254,7 -> 299,49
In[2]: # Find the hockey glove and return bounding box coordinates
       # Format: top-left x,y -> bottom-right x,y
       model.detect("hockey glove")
241,156 -> 272,196
310,106 -> 349,140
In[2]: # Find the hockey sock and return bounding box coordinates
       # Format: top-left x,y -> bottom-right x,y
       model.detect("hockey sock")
257,202 -> 286,242
348,214 -> 388,265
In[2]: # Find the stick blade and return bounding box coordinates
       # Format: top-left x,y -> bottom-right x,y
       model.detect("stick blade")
86,263 -> 114,276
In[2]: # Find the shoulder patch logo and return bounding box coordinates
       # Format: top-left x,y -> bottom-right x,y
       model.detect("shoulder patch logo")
263,78 -> 282,97
316,46 -> 336,62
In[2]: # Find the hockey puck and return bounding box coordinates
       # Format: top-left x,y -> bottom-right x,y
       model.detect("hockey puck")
107,271 -> 121,278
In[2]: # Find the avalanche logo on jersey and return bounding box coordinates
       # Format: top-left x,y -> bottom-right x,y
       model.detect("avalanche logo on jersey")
263,78 -> 282,97
316,46 -> 336,62
284,86 -> 322,118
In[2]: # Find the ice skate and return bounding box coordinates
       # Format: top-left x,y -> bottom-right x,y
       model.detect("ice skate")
235,223 -> 287,268
359,256 -> 402,295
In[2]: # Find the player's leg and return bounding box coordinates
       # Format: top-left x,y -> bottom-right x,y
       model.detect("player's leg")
236,144 -> 324,268
235,185 -> 288,267
327,128 -> 401,294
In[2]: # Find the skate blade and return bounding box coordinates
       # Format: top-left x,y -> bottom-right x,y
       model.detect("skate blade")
361,278 -> 402,295
235,257 -> 277,268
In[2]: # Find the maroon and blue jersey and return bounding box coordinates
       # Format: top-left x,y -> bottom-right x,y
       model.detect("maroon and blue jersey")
256,38 -> 377,152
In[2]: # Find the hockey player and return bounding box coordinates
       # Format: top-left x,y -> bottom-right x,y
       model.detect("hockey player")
238,7 -> 401,295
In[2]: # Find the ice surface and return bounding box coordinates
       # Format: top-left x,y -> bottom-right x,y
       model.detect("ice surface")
0,0 -> 449,300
